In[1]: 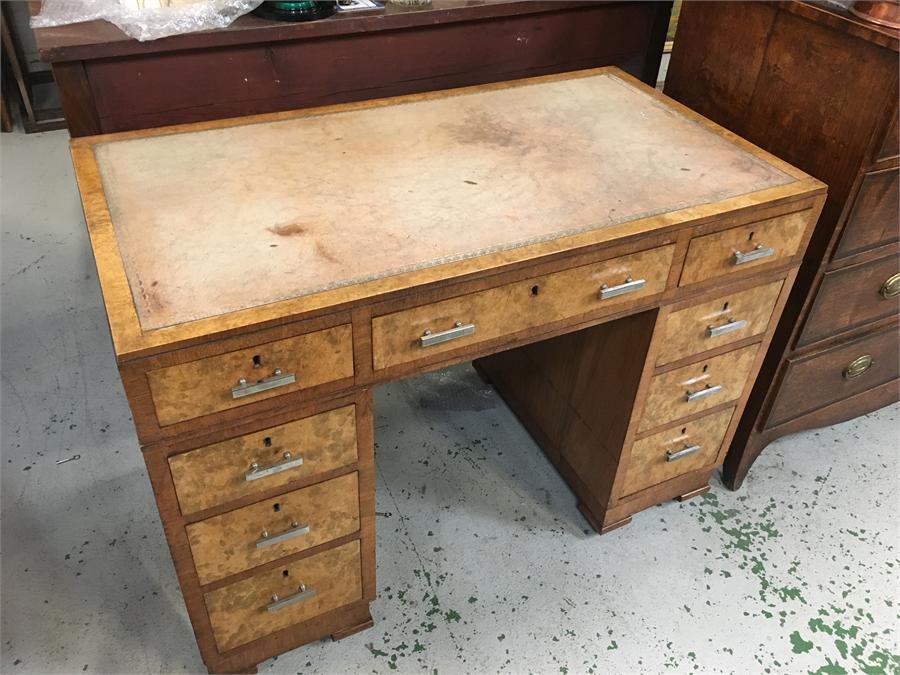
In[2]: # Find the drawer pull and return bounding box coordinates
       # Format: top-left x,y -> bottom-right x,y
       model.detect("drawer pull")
707,318 -> 748,338
256,520 -> 311,549
843,355 -> 874,379
666,444 -> 701,462
685,384 -> 723,402
599,276 -> 645,300
420,321 -> 475,348
245,451 -> 304,482
266,584 -> 316,613
880,272 -> 900,299
231,369 -> 296,399
733,244 -> 776,265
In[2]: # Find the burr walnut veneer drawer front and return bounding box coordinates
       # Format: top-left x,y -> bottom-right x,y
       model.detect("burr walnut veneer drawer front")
623,407 -> 735,497
187,472 -> 360,585
205,540 -> 362,653
656,279 -> 783,365
639,344 -> 758,432
679,210 -> 810,286
147,325 -> 354,427
798,252 -> 900,347
372,245 -> 675,370
169,405 -> 358,516
766,324 -> 900,429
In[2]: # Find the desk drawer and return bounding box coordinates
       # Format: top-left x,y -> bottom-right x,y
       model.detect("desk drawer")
205,539 -> 362,653
766,324 -> 900,429
623,407 -> 734,497
169,405 -> 358,516
835,168 -> 899,259
147,324 -> 354,427
680,210 -> 810,286
656,280 -> 783,365
798,252 -> 900,347
372,245 -> 674,370
639,344 -> 758,432
187,472 -> 360,585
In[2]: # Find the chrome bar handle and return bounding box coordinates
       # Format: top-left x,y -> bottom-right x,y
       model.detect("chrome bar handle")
266,584 -> 316,613
231,368 -> 296,399
256,520 -> 310,548
733,244 -> 776,265
245,451 -> 303,482
420,321 -> 475,348
685,384 -> 723,402
666,444 -> 701,462
599,276 -> 645,300
707,318 -> 748,338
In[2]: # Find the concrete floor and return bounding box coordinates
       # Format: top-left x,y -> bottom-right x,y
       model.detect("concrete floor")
1,129 -> 898,675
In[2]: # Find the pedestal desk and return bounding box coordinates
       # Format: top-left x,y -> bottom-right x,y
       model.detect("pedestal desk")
71,68 -> 824,673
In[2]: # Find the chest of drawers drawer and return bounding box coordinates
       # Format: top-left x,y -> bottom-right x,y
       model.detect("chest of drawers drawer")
639,344 -> 758,432
798,252 -> 900,347
766,323 -> 900,429
204,540 -> 363,653
372,245 -> 675,370
187,472 -> 360,585
146,324 -> 354,427
679,210 -> 810,286
169,405 -> 358,516
834,168 -> 899,260
623,407 -> 735,497
656,279 -> 783,365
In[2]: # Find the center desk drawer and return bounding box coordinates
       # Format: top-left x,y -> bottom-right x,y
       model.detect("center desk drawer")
657,279 -> 783,365
205,539 -> 362,653
639,344 -> 759,432
187,472 -> 360,585
372,245 -> 675,370
147,324 -> 354,427
169,405 -> 358,516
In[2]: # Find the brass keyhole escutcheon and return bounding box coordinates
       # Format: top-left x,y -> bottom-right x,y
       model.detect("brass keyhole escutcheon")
843,354 -> 874,379
880,272 -> 900,299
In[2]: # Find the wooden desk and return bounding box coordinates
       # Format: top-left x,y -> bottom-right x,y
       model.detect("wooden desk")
71,68 -> 824,673
32,0 -> 672,137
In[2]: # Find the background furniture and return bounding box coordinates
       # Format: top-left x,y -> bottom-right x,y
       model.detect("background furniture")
664,0 -> 899,489
31,0 -> 672,137
72,68 -> 822,672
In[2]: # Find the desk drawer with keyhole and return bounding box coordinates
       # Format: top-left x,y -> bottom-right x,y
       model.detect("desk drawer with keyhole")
657,279 -> 783,365
186,472 -> 360,585
639,344 -> 758,432
204,539 -> 363,653
372,245 -> 675,370
168,405 -> 358,516
679,210 -> 810,286
622,407 -> 735,497
146,324 -> 354,427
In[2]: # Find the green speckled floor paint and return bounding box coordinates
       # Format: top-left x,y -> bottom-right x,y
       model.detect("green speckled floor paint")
2,131 -> 898,675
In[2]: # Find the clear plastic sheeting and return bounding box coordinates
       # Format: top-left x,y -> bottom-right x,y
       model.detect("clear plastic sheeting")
31,0 -> 263,42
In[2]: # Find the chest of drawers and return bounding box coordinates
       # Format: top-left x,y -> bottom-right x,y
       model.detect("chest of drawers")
71,68 -> 824,672
665,0 -> 899,489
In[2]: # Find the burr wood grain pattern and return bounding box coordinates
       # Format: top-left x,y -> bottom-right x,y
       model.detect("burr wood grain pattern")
655,279 -> 783,365
169,405 -> 358,515
187,472 -> 360,585
638,344 -> 759,432
147,324 -> 353,426
70,68 -> 826,673
204,540 -> 363,652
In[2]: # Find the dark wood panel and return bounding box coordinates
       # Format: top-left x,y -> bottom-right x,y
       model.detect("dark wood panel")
766,323 -> 900,428
85,3 -> 663,134
878,106 -> 899,161
798,250 -> 900,347
834,168 -> 900,259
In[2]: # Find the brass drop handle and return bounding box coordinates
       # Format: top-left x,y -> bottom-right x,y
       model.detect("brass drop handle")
843,355 -> 874,379
880,272 -> 900,299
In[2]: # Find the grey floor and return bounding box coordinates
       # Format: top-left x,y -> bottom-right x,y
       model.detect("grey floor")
2,129 -> 898,675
